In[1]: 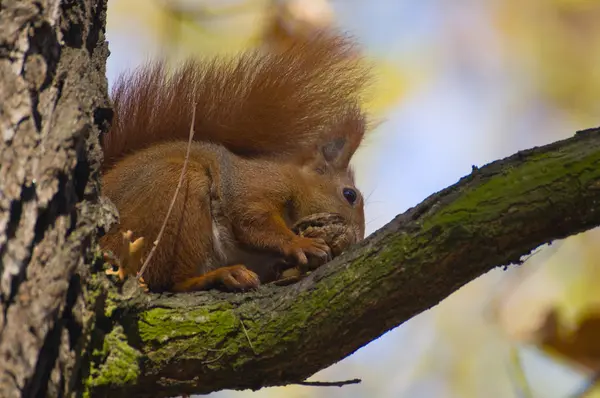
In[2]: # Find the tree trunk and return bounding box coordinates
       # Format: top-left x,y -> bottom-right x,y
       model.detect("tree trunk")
1,1 -> 600,398
0,0 -> 112,397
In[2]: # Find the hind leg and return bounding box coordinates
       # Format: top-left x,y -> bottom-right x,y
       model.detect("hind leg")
171,264 -> 260,292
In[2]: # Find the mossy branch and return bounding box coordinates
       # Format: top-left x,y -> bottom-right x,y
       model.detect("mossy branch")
90,127 -> 600,398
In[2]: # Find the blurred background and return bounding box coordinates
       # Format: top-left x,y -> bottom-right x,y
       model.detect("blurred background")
105,0 -> 600,397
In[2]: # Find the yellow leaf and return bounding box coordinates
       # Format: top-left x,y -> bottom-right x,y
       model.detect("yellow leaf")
537,308 -> 600,373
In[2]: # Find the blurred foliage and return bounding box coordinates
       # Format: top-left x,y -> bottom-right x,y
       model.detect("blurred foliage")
107,0 -> 407,119
109,0 -> 270,55
497,0 -> 600,124
498,230 -> 600,397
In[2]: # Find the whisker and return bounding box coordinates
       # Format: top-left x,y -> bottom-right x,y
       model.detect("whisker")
366,216 -> 383,226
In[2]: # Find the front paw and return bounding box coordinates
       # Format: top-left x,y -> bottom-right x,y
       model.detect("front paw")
282,236 -> 332,266
217,265 -> 261,291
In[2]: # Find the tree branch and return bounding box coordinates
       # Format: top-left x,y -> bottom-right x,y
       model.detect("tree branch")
89,127 -> 600,398
295,378 -> 362,387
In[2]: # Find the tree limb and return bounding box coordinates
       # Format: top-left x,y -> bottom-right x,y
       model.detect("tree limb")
90,127 -> 600,398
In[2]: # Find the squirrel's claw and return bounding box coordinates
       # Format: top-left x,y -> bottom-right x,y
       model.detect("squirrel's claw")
138,276 -> 150,292
283,236 -> 332,266
105,265 -> 125,280
104,230 -> 146,282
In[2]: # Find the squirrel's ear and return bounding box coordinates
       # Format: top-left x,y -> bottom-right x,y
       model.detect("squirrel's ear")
319,107 -> 366,170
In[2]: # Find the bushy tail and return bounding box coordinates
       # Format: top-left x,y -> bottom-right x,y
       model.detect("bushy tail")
101,33 -> 371,171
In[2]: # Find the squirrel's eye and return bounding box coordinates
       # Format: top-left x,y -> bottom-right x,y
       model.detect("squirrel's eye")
342,188 -> 358,205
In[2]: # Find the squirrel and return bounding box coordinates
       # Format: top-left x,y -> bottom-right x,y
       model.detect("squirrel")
99,32 -> 371,293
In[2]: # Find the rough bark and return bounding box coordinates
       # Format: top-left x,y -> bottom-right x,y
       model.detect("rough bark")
0,1 -> 113,397
1,1 -> 600,398
91,127 -> 600,398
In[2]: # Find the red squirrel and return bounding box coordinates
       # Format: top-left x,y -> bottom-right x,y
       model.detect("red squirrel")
100,33 -> 371,293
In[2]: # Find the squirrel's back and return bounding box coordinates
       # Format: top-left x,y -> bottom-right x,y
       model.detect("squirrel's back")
101,33 -> 371,171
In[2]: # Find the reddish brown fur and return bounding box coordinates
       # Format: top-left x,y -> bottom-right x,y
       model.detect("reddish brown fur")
100,33 -> 371,293
102,33 -> 370,171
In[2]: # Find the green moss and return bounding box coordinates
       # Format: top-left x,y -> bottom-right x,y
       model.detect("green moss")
104,294 -> 118,318
86,325 -> 142,391
91,247 -> 106,268
138,304 -> 240,365
423,148 -> 600,230
139,304 -> 236,343
84,273 -> 102,307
